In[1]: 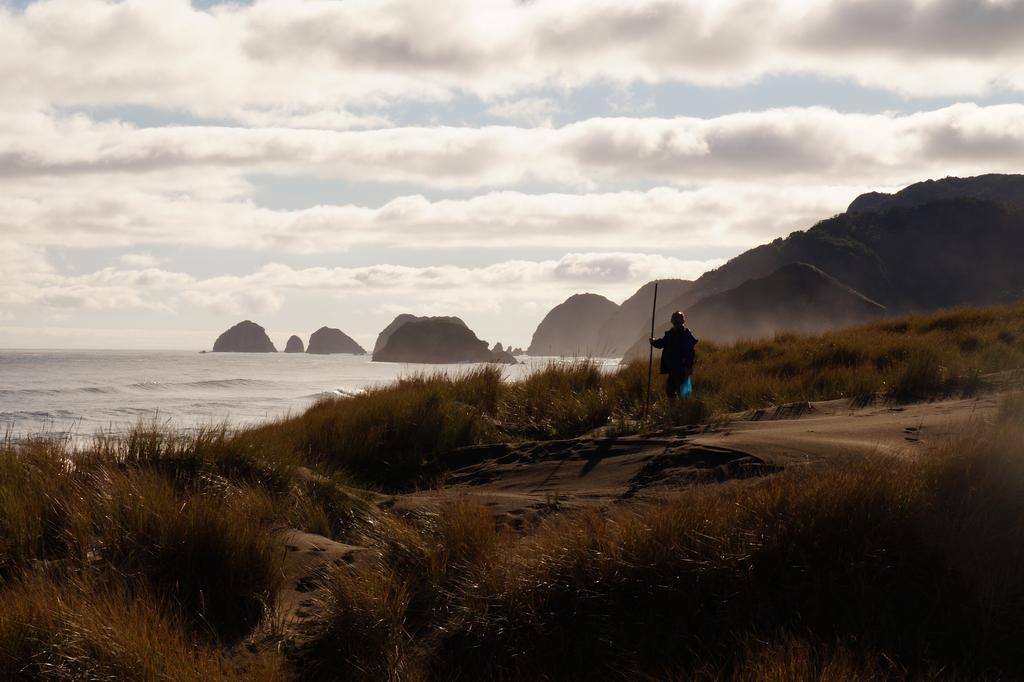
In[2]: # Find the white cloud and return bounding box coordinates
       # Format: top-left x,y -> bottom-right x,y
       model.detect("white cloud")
2,0 -> 1023,123
119,252 -> 161,268
3,104 -> 1023,258
2,183 -> 852,253
3,0 -> 1020,350
33,286 -> 167,312
0,247 -> 727,346
5,105 -> 1023,191
0,251 -> 722,316
0,242 -> 54,289
181,287 -> 284,316
193,253 -> 724,309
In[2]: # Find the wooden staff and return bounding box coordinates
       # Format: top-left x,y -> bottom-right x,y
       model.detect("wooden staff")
645,281 -> 659,422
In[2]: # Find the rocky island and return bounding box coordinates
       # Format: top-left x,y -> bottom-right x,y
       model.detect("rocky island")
211,320 -> 277,352
526,293 -> 619,357
284,335 -> 305,353
373,318 -> 516,364
306,327 -> 366,355
372,314 -> 468,355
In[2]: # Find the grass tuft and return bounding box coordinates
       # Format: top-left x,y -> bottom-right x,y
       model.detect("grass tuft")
0,572 -> 285,680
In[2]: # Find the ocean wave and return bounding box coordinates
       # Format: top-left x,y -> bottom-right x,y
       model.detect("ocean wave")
127,378 -> 278,392
190,378 -> 273,389
98,407 -> 171,417
1,378 -> 276,398
303,388 -> 363,400
0,386 -> 120,398
1,409 -> 82,421
127,381 -> 166,391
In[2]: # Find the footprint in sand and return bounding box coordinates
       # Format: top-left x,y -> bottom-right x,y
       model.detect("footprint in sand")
295,576 -> 318,593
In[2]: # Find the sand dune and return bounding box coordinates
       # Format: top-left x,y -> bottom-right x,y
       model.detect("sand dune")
378,391 -> 999,530
692,394 -> 1000,463
276,530 -> 377,629
275,390 -> 1003,642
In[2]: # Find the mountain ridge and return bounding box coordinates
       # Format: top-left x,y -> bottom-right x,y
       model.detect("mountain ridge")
524,174 -> 1024,358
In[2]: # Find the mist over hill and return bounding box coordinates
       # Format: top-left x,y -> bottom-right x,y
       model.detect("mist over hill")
532,174 -> 1024,358
527,293 -> 619,357
624,264 -> 885,358
596,280 -> 692,357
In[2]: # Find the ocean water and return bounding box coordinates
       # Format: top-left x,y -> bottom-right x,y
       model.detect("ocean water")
0,350 -> 619,441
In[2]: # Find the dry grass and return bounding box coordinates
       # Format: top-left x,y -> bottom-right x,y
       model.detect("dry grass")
0,572 -> 286,681
234,302 -> 1024,489
245,366 -> 505,487
499,360 -> 639,438
85,469 -> 282,640
301,497 -> 512,680
0,437 -> 285,641
300,395 -> 1024,680
0,421 -> 390,679
687,302 -> 1024,414
302,559 -> 417,681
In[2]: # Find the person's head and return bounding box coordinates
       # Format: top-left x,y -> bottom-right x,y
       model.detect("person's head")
670,311 -> 685,327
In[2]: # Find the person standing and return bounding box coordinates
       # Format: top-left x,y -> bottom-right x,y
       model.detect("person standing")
649,311 -> 698,399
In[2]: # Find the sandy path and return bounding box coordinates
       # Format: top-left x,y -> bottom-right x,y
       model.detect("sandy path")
694,394 -> 1000,465
386,393 -> 1001,528
275,530 -> 376,630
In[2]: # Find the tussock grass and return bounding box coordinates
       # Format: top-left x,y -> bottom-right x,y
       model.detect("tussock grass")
303,560 -> 417,681
0,434 -> 286,648
0,421 -> 389,678
0,444 -> 87,579
85,468 -> 281,640
280,472 -> 375,542
242,302 -> 1024,489
87,422 -> 298,493
305,395 -> 1024,680
302,497 -> 511,680
688,302 -> 1024,414
247,367 -> 505,487
500,360 -> 614,437
0,572 -> 285,681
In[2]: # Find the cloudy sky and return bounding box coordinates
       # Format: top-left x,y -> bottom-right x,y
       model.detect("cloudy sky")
2,0 -> 1023,350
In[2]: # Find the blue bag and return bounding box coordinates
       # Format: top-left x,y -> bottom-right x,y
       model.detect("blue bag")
680,376 -> 693,397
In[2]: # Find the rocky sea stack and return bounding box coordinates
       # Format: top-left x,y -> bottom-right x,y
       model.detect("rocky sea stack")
527,293 -> 619,357
306,327 -> 366,355
372,314 -> 468,355
284,335 -> 305,353
373,318 -> 515,364
211,320 -> 277,352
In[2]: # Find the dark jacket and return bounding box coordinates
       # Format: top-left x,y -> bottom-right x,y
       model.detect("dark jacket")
651,325 -> 698,375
